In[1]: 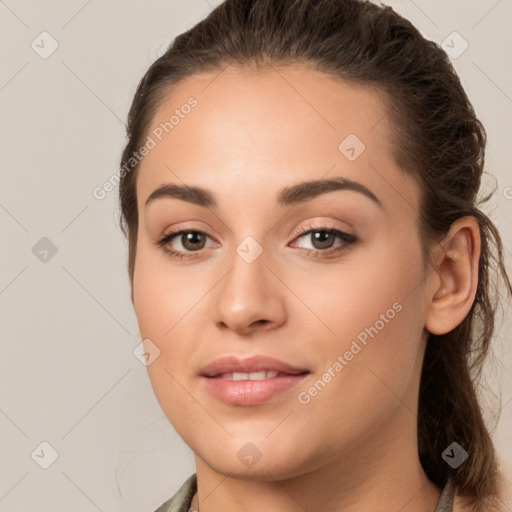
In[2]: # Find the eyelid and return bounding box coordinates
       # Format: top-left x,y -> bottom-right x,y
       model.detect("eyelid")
157,221 -> 218,241
292,219 -> 353,237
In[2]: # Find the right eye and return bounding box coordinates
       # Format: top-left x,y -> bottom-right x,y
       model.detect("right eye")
155,230 -> 217,260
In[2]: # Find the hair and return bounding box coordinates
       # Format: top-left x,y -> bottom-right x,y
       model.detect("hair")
118,0 -> 512,510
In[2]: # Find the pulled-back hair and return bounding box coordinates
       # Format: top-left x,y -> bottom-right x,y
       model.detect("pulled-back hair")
118,1 -> 511,509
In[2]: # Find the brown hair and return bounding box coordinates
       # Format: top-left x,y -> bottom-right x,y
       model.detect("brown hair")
118,0 -> 511,509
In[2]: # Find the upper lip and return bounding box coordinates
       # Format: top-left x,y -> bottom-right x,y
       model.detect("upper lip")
200,355 -> 310,377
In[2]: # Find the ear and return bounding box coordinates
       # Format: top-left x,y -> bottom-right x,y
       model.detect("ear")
425,216 -> 481,336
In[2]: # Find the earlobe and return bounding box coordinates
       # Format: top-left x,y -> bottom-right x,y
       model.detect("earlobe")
424,217 -> 481,336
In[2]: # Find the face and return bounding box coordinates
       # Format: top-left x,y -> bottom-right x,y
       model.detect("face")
132,64 -> 430,479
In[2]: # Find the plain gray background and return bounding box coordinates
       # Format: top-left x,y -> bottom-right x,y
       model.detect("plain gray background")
1,0 -> 511,510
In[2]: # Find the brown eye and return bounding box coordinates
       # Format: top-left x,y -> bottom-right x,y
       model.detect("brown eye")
179,231 -> 207,251
308,230 -> 337,250
156,229 -> 214,260
291,226 -> 358,258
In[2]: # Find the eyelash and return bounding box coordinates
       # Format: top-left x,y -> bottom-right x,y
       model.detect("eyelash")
155,224 -> 358,261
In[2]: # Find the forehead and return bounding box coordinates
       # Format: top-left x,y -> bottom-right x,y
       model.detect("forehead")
136,64 -> 419,214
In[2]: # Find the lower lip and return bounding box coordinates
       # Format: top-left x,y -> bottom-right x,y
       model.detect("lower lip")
201,374 -> 309,406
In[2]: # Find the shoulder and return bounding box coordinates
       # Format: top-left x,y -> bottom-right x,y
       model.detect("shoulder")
153,473 -> 197,512
452,474 -> 512,512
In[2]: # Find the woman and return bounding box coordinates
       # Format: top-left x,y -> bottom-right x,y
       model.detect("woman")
118,0 -> 511,510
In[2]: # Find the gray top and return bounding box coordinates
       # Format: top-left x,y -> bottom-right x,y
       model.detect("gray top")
154,473 -> 456,512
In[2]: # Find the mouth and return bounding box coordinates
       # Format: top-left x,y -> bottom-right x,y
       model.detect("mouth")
199,355 -> 311,406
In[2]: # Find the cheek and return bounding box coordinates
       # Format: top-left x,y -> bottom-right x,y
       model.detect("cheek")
133,252 -> 200,433
133,241 -> 203,341
133,242 -> 162,336
292,277 -> 426,452
315,236 -> 426,397
132,244 -> 210,413
324,237 -> 423,342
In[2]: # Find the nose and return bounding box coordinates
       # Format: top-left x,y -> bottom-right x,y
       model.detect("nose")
213,245 -> 287,336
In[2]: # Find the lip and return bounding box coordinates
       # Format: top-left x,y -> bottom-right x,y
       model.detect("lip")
200,355 -> 309,377
200,355 -> 310,406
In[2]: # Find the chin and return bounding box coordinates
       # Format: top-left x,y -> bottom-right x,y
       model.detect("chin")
193,438 -> 316,481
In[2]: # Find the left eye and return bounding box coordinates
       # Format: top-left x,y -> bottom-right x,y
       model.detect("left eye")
291,227 -> 357,253
157,230 -> 214,255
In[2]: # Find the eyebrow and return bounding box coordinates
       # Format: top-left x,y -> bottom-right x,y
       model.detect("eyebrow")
144,176 -> 382,209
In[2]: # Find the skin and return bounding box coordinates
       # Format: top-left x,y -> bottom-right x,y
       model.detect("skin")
132,64 -> 480,512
